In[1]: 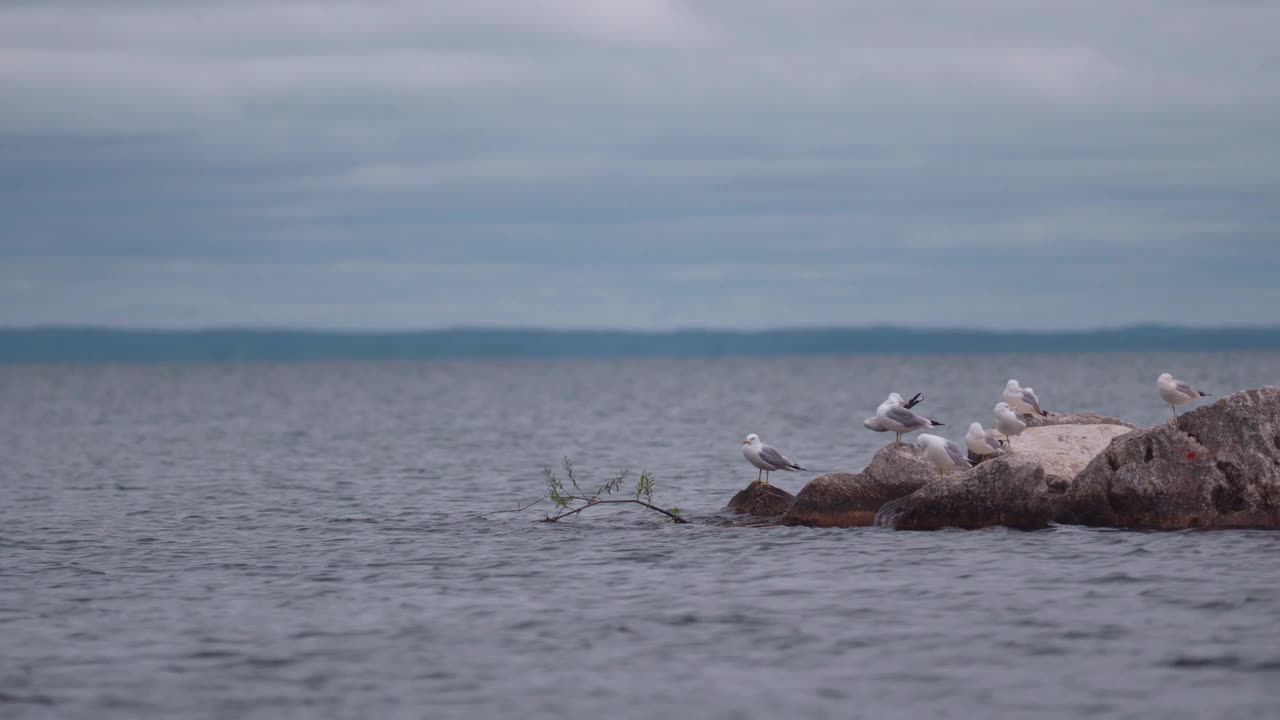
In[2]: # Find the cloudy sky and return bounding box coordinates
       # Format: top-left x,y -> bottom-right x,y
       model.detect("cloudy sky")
2,0 -> 1278,330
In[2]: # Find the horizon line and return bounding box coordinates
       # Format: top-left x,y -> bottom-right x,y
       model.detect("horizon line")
6,322 -> 1280,335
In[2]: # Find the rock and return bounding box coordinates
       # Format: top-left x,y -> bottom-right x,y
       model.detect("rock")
779,444 -> 940,527
864,442 -> 942,485
726,481 -> 795,517
1023,412 -> 1137,429
1058,387 -> 1280,529
1014,424 -> 1135,491
875,454 -> 1052,531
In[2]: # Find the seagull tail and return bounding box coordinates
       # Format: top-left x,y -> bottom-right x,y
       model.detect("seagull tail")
788,464 -> 805,471
930,420 -> 944,427
904,392 -> 924,409
1200,391 -> 1212,398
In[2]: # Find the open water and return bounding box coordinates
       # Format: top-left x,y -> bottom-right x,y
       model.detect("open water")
3,352 -> 1280,719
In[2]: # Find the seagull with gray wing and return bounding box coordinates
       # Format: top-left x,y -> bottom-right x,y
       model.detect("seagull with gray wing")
1157,373 -> 1210,419
742,433 -> 805,485
875,395 -> 944,445
966,422 -> 1005,459
1003,379 -> 1048,417
863,392 -> 925,433
994,402 -> 1026,451
917,433 -> 972,475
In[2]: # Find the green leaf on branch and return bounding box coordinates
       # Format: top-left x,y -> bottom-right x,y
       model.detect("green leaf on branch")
532,458 -> 689,524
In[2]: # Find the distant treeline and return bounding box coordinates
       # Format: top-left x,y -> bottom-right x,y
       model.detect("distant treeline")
2,325 -> 1279,364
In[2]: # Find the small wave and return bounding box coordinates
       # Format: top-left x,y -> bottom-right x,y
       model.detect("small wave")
1165,655 -> 1242,669
0,691 -> 55,706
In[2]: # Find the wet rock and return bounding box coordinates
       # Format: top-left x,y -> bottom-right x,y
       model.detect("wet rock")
1015,424 -> 1135,491
1058,387 -> 1280,529
875,453 -> 1052,531
726,481 -> 795,517
1023,412 -> 1137,429
779,444 -> 940,527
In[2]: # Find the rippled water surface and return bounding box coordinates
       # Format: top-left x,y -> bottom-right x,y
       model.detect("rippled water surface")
4,353 -> 1280,719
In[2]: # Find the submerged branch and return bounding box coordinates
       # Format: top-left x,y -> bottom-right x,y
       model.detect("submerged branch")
543,497 -> 689,524
478,496 -> 546,518
534,457 -> 687,524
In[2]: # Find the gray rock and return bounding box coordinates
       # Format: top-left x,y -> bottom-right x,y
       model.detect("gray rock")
875,454 -> 1052,531
779,444 -> 939,527
1023,412 -> 1137,429
726,480 -> 795,517
1015,424 -> 1135,491
1058,387 -> 1280,529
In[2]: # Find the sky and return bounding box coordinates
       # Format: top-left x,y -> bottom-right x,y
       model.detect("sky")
2,0 -> 1279,330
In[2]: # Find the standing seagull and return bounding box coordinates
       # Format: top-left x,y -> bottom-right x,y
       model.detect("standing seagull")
1003,379 -> 1048,417
1157,373 -> 1210,419
994,402 -> 1026,452
876,397 -> 944,446
966,422 -> 1005,459
742,434 -> 805,485
917,434 -> 972,475
863,392 -> 925,433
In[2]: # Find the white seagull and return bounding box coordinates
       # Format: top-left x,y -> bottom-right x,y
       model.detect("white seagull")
917,433 -> 972,475
1157,373 -> 1210,419
742,433 -> 805,485
966,422 -> 1005,459
1003,379 -> 1048,417
863,392 -> 924,433
875,397 -> 944,446
994,402 -> 1027,452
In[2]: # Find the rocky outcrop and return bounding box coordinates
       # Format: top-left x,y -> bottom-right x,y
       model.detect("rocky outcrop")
726,481 -> 795,517
875,454 -> 1052,531
1015,424 -> 1135,491
779,444 -> 939,527
1058,387 -> 1280,529
1023,412 -> 1136,429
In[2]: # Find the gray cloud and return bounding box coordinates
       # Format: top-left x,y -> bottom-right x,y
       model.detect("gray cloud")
1,0 -> 1279,328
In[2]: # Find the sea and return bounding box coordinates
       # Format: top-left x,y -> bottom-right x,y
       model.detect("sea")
3,351 -> 1280,719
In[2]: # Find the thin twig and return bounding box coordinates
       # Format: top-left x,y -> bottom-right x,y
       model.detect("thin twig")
478,496 -> 546,517
543,498 -> 689,524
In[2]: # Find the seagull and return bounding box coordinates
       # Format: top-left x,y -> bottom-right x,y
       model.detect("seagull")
994,402 -> 1026,452
1003,379 -> 1048,417
917,433 -> 972,475
863,392 -> 925,432
875,396 -> 944,445
742,433 -> 805,485
1158,373 -> 1210,419
966,422 -> 1005,459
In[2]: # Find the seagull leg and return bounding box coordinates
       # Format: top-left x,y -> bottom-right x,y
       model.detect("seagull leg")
1171,404 -> 1178,420
756,468 -> 762,484
764,470 -> 770,486
894,433 -> 901,446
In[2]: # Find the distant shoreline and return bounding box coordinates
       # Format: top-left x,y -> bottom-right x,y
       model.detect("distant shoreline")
3,325 -> 1280,364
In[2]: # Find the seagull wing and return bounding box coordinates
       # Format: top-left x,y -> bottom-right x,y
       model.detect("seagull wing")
759,445 -> 801,470
884,404 -> 923,427
984,428 -> 1005,450
1022,388 -> 1044,414
945,440 -> 972,468
1174,379 -> 1204,399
